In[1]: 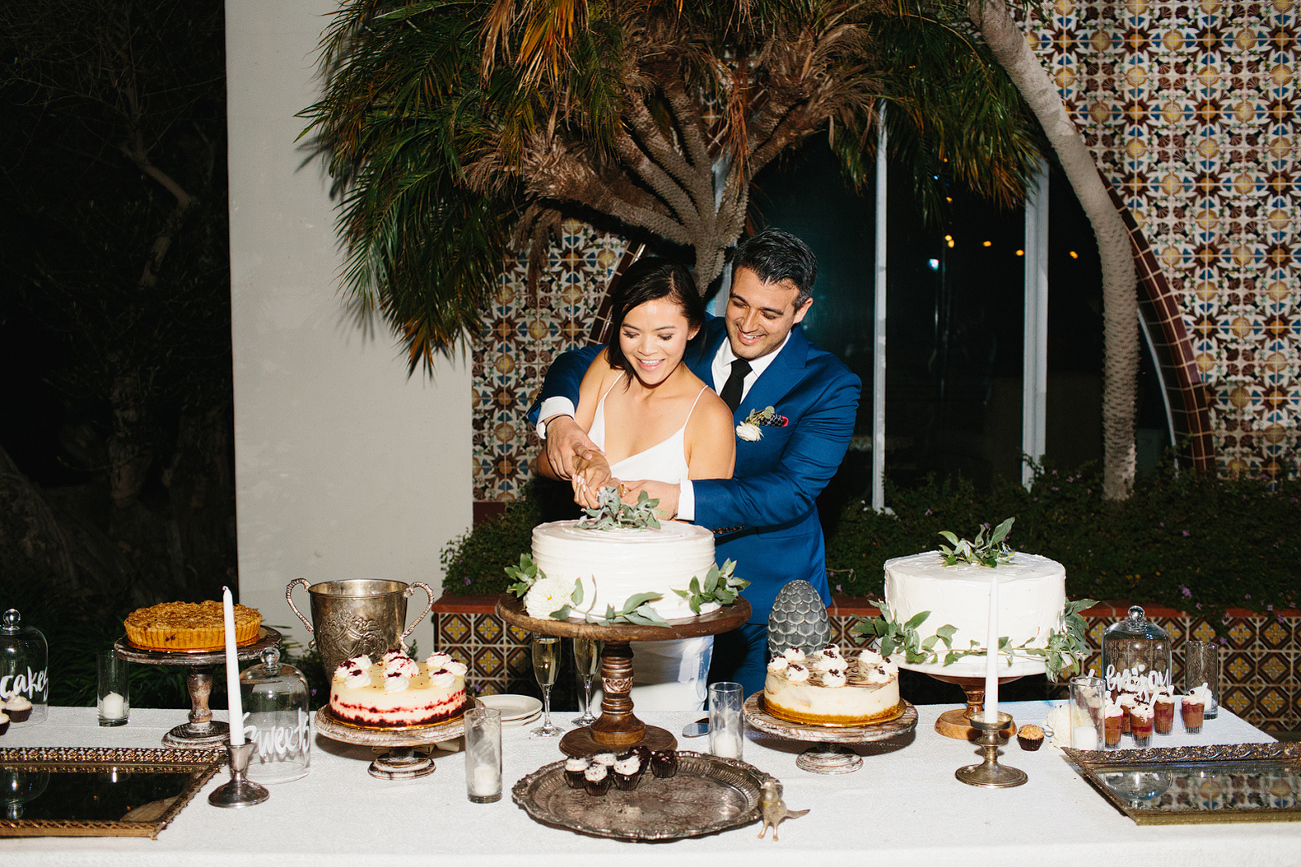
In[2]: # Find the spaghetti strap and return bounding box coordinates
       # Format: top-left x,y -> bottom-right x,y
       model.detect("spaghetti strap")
684,385 -> 710,423
598,373 -> 626,404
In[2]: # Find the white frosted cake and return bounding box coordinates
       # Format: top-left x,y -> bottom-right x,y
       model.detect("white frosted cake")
883,551 -> 1066,677
530,520 -> 717,621
763,646 -> 903,726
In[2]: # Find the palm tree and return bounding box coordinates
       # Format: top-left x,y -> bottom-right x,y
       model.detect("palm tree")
302,0 -> 1044,371
968,0 -> 1139,499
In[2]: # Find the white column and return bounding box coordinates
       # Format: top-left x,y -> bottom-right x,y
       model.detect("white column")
225,0 -> 472,648
1022,160 -> 1050,487
872,114 -> 888,512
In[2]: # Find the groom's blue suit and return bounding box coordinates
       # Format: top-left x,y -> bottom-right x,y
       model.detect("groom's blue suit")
530,316 -> 860,689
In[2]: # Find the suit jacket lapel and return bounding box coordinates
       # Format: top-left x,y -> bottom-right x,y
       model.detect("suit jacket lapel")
737,327 -> 810,419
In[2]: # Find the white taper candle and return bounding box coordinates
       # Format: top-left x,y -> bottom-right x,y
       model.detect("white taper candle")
222,586 -> 245,745
984,573 -> 999,723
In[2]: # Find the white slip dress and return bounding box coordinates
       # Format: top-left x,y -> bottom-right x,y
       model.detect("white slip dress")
588,376 -> 714,712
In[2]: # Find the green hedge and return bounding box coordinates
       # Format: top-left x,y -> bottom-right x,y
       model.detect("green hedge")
443,462 -> 1301,625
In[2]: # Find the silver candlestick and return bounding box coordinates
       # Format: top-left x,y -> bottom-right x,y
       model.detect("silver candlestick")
209,742 -> 270,807
955,711 -> 1026,788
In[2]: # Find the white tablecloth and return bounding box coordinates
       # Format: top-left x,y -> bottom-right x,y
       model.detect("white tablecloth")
2,702 -> 1297,865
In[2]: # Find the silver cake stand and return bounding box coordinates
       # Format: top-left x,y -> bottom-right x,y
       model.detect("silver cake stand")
314,704 -> 475,780
114,627 -> 283,749
744,693 -> 918,774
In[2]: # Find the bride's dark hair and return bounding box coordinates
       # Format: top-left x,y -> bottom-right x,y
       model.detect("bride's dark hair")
605,257 -> 706,375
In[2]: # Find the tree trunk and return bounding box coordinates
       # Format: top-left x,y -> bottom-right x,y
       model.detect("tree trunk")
969,0 -> 1139,499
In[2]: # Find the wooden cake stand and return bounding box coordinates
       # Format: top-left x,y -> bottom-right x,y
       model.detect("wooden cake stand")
744,693 -> 918,774
496,595 -> 751,757
920,671 -> 1023,741
114,627 -> 283,749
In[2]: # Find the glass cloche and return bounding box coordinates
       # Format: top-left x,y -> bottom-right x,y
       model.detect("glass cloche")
239,646 -> 311,783
1100,605 -> 1172,701
0,608 -> 48,726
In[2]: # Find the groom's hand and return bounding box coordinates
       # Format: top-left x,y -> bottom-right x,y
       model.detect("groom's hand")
543,415 -> 603,480
623,480 -> 680,519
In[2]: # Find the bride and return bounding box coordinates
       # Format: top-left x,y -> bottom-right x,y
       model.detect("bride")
536,256 -> 734,711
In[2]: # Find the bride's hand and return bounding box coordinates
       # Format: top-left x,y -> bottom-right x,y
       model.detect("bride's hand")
571,453 -> 614,508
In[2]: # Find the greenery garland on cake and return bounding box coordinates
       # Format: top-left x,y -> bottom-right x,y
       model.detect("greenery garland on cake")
851,518 -> 1095,680
504,487 -> 748,626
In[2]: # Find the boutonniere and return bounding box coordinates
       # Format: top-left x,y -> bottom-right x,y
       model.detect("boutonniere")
736,406 -> 788,442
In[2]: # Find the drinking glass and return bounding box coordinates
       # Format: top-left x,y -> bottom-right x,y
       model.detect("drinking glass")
97,650 -> 129,727
1184,640 -> 1220,720
1069,675 -> 1105,750
708,682 -> 744,760
571,638 -> 600,726
531,635 -> 562,737
464,707 -> 503,803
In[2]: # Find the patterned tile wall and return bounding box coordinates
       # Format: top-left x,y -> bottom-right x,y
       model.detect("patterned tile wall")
472,224 -> 627,502
1031,0 -> 1300,477
434,603 -> 1300,730
470,2 -> 1301,503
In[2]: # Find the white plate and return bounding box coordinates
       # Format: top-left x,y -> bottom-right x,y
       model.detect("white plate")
502,711 -> 542,729
479,694 -> 543,721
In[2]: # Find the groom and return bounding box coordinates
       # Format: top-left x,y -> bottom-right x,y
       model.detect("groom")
530,229 -> 860,696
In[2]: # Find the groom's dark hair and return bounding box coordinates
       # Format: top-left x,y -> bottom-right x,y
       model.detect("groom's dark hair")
605,256 -> 705,376
732,228 -> 818,308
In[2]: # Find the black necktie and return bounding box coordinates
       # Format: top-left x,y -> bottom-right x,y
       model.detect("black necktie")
720,358 -> 751,412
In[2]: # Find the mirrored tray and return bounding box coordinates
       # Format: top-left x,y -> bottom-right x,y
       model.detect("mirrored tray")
512,750 -> 778,841
1065,742 -> 1301,825
0,747 -> 223,838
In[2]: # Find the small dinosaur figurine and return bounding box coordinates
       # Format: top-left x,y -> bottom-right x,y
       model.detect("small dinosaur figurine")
757,780 -> 809,840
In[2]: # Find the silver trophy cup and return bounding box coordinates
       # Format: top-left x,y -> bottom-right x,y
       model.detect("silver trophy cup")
285,578 -> 434,677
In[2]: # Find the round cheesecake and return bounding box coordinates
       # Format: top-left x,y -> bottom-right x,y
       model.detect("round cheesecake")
763,646 -> 903,726
328,650 -> 466,728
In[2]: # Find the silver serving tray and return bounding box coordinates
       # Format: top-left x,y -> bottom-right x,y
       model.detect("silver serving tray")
512,751 -> 778,841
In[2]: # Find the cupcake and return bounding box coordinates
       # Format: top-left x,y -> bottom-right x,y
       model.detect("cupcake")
564,756 -> 590,789
584,762 -> 611,796
649,749 -> 678,779
0,710 -> 9,736
592,751 -> 618,768
4,695 -> 32,724
1016,724 -> 1044,751
612,752 -> 642,790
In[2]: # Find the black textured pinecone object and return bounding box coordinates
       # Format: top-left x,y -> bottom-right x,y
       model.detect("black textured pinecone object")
766,580 -> 831,660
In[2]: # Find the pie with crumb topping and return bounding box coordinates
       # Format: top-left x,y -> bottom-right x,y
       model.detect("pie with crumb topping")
125,601 -> 262,651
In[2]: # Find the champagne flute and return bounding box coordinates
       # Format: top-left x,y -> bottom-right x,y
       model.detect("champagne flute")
531,635 -> 563,737
571,638 -> 601,726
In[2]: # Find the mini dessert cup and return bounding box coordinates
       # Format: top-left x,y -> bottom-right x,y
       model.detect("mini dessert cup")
583,763 -> 611,796
592,751 -> 617,768
1016,724 -> 1044,751
1181,696 -> 1205,733
649,749 -> 678,779
612,753 -> 642,791
563,756 -> 590,789
1104,705 -> 1123,747
1153,694 -> 1175,735
1130,704 -> 1154,746
1118,693 -> 1134,734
